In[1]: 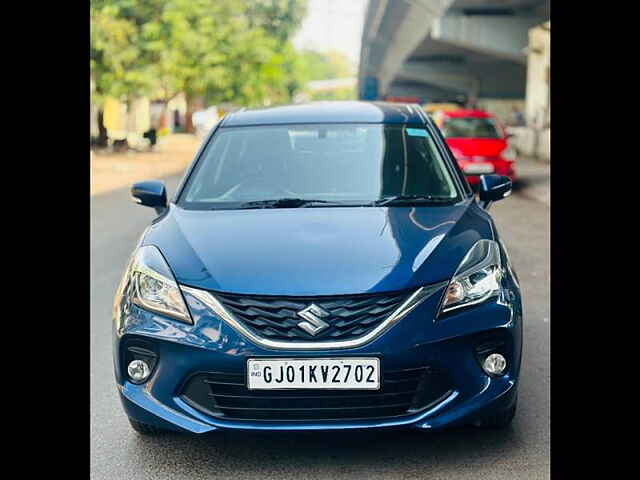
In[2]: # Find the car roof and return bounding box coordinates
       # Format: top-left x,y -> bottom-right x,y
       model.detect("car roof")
442,109 -> 494,119
222,101 -> 427,127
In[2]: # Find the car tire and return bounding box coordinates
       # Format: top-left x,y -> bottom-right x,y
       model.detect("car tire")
128,417 -> 167,435
477,399 -> 517,429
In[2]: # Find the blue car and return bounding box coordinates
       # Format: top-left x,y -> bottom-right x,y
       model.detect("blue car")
113,101 -> 522,435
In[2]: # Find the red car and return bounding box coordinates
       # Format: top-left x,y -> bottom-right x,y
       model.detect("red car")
435,109 -> 516,187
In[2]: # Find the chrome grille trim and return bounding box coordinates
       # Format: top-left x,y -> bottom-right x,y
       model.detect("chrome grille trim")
180,282 -> 448,350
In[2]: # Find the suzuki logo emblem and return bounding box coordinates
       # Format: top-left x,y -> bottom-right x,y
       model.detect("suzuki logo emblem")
296,304 -> 330,336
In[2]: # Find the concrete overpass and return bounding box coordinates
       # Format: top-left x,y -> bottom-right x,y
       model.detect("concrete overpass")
358,0 -> 550,103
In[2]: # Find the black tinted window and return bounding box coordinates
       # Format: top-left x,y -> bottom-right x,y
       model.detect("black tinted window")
441,117 -> 501,139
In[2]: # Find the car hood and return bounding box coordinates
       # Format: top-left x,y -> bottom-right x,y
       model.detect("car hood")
142,202 -> 493,296
446,138 -> 507,158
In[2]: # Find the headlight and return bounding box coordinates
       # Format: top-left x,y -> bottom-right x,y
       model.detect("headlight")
128,245 -> 192,324
439,239 -> 502,315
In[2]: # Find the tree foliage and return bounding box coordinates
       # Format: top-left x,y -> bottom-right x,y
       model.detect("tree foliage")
90,0 -> 363,110
90,3 -> 155,102
142,0 -> 245,104
246,0 -> 307,44
298,49 -> 355,83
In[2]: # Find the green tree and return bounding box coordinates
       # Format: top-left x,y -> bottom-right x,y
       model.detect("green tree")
246,0 -> 307,44
91,0 -> 310,136
294,49 -> 357,101
143,0 -> 308,126
91,2 -> 159,145
231,0 -> 308,107
142,0 -> 244,130
298,49 -> 355,83
90,4 -> 156,103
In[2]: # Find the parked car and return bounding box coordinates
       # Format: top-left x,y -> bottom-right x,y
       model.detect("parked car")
436,109 -> 517,188
114,101 -> 522,436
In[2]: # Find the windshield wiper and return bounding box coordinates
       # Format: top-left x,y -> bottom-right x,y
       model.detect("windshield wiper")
372,195 -> 455,207
238,198 -> 346,209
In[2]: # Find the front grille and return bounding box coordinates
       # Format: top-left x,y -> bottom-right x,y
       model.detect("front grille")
180,367 -> 453,422
212,290 -> 412,342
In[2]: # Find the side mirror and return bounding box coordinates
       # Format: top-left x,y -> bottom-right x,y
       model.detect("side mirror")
131,180 -> 167,214
478,175 -> 512,210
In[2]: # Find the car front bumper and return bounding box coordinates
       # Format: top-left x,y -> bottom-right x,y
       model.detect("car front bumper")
114,279 -> 522,433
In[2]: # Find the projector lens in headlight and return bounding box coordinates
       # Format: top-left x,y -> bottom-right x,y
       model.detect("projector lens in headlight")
440,240 -> 503,315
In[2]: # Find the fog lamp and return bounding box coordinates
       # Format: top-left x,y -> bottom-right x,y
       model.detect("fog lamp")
482,353 -> 507,376
127,359 -> 151,383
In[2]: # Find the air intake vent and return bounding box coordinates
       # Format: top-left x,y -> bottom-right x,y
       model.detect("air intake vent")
181,367 -> 453,422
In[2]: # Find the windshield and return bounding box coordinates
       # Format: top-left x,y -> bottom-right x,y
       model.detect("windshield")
441,117 -> 502,139
178,124 -> 462,209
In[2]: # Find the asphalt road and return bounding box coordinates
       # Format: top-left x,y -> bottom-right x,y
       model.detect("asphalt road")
91,178 -> 550,480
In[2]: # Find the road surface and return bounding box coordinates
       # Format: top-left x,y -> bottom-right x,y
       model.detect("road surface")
91,176 -> 550,480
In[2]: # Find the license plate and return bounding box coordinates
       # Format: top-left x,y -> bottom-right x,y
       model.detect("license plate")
247,358 -> 380,390
464,163 -> 494,174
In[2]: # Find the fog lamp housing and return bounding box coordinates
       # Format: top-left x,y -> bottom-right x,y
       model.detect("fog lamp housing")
122,338 -> 158,384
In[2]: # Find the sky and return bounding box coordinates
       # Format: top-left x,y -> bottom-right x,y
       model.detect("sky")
293,0 -> 369,69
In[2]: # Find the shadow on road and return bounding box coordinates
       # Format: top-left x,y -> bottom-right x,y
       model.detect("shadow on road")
123,425 -> 526,475
512,174 -> 547,192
